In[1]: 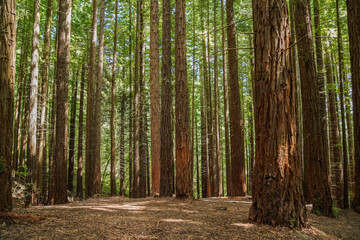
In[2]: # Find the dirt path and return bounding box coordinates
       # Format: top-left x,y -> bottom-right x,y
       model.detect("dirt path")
1,197 -> 360,239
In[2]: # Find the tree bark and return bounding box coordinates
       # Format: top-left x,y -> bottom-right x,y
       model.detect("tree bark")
226,0 -> 246,196
250,0 -> 307,227
110,0 -> 119,197
53,0 -> 72,204
77,62 -> 86,199
160,0 -> 174,197
336,0 -> 349,209
175,0 -> 192,198
294,0 -> 333,216
119,91 -> 126,196
67,71 -> 78,192
27,0 -> 40,205
150,0 -> 161,196
346,0 -> 360,213
0,0 -> 16,212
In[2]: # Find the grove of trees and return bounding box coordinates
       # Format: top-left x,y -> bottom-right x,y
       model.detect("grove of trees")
1,0 -> 359,228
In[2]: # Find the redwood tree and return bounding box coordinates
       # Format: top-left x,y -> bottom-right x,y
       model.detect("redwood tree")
0,0 -> 16,212
53,0 -> 72,204
250,0 -> 307,227
226,0 -> 246,196
346,0 -> 360,213
175,0 -> 192,198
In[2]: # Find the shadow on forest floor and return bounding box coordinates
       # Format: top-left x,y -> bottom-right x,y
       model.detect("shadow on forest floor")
1,196 -> 360,239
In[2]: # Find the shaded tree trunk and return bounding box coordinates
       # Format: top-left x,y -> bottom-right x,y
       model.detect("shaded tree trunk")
128,0 -> 133,198
77,62 -> 86,199
160,0 -> 174,197
150,0 -> 161,196
0,0 -> 16,212
27,0 -> 40,206
250,0 -> 307,227
53,0 -> 72,204
175,0 -> 192,198
294,0 -> 333,216
110,0 -> 119,196
119,91 -> 126,196
346,0 -> 360,213
67,71 -> 78,192
226,0 -> 246,196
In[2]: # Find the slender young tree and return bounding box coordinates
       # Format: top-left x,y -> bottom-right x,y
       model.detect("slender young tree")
67,71 -> 78,192
110,0 -> 119,196
346,0 -> 360,213
27,0 -> 40,205
336,0 -> 349,209
38,0 -> 53,202
226,0 -> 246,196
0,0 -> 16,212
250,0 -> 307,227
175,0 -> 192,198
160,0 -> 174,197
150,0 -> 161,196
128,0 -> 134,198
77,62 -> 86,198
119,91 -> 126,196
85,0 -> 99,197
294,0 -> 333,216
53,0 -> 72,204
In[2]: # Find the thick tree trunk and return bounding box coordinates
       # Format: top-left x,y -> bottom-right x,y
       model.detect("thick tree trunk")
294,0 -> 333,216
160,0 -> 174,197
175,0 -> 192,198
200,67 -> 208,198
53,0 -> 71,204
150,0 -> 161,196
128,0 -> 133,198
110,0 -> 118,197
67,72 -> 78,192
346,0 -> 360,213
77,62 -> 86,199
0,0 -> 16,212
27,0 -> 40,206
226,0 -> 246,196
250,0 -> 307,227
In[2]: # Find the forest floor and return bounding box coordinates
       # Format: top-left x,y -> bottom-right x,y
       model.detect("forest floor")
1,196 -> 360,239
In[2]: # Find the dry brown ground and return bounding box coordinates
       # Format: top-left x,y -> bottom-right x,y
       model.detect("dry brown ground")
1,196 -> 360,239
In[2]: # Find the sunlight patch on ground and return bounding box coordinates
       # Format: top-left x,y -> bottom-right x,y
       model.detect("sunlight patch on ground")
232,222 -> 256,229
161,218 -> 202,225
302,226 -> 337,239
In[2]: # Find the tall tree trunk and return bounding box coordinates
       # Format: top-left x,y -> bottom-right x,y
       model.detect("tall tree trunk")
110,0 -> 119,197
160,0 -> 174,197
38,0 -> 53,202
294,0 -> 333,216
175,0 -> 192,198
221,0 -> 231,197
27,0 -> 40,206
336,0 -> 349,209
200,65 -> 208,198
346,0 -> 360,213
128,0 -> 133,198
213,0 -> 221,197
93,0 -> 105,195
133,0 -> 141,198
85,0 -> 99,197
119,91 -> 126,196
77,62 -> 86,199
226,0 -> 246,196
344,77 -> 354,194
196,124 -> 200,198
0,0 -> 16,212
150,0 -> 161,196
67,71 -> 78,192
191,0 -> 196,198
53,0 -> 72,204
324,39 -> 343,208
250,0 -> 307,227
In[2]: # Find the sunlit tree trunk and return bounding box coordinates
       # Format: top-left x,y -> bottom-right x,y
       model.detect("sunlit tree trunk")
250,0 -> 307,227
